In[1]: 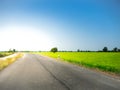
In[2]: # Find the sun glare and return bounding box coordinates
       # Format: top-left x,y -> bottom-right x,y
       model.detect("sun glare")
0,26 -> 55,51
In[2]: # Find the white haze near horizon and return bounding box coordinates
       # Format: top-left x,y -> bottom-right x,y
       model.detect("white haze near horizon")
0,25 -> 57,51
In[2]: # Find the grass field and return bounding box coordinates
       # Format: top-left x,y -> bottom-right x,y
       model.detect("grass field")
0,53 -> 23,70
38,52 -> 120,74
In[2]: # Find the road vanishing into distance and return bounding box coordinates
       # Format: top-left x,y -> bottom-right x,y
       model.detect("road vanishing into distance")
0,54 -> 120,90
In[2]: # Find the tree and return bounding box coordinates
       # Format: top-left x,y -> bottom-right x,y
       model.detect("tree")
13,49 -> 16,52
50,47 -> 58,53
103,47 -> 108,52
118,49 -> 120,52
77,49 -> 80,52
8,48 -> 16,53
113,47 -> 118,52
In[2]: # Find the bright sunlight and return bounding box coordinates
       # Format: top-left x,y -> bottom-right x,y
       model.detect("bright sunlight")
0,25 -> 55,51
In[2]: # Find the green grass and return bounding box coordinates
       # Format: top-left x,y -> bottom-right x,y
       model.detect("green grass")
37,52 -> 120,74
0,52 -> 13,57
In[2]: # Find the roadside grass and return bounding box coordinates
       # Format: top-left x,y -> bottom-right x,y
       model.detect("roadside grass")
0,52 -> 13,57
0,53 -> 23,70
37,52 -> 120,74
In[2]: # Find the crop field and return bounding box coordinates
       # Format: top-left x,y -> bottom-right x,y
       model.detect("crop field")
38,52 -> 120,74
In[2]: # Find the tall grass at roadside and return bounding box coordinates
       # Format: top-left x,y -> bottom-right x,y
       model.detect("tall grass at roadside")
0,52 -> 13,57
38,52 -> 120,74
0,53 -> 23,70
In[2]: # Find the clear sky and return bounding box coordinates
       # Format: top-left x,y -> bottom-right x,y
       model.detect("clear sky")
0,0 -> 120,51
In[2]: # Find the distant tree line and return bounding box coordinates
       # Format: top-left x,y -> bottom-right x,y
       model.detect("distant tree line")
50,47 -> 120,53
101,47 -> 120,52
77,47 -> 120,52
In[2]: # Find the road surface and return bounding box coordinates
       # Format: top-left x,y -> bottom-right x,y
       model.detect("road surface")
0,54 -> 120,90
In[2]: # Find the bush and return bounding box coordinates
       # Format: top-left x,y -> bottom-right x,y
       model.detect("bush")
50,47 -> 58,53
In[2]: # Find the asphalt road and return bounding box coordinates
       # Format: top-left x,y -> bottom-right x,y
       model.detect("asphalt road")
0,54 -> 120,90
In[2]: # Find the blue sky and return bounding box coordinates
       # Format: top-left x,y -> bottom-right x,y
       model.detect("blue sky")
0,0 -> 120,51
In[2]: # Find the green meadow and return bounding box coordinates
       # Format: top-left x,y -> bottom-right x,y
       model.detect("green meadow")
38,52 -> 120,74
